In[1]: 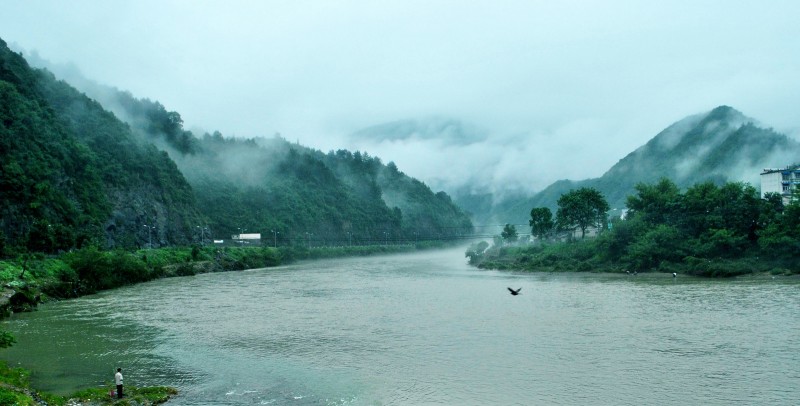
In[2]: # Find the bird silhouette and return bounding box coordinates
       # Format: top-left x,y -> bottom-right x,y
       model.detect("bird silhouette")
507,287 -> 522,295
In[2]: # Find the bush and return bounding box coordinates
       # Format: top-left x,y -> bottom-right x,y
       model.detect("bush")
63,247 -> 152,293
624,225 -> 686,271
0,331 -> 15,348
684,256 -> 757,277
174,262 -> 197,276
0,261 -> 20,283
0,388 -> 32,405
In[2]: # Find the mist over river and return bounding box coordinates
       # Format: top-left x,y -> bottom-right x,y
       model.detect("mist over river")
2,248 -> 799,405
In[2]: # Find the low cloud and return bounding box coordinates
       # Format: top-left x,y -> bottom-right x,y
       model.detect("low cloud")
3,1 -> 799,201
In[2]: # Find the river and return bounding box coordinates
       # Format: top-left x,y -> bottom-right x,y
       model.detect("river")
2,247 -> 799,405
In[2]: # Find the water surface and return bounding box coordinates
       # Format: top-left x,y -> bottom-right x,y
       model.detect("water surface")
2,248 -> 799,405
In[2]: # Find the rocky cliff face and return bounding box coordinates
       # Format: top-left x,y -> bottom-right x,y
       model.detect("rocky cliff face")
0,38 -> 205,252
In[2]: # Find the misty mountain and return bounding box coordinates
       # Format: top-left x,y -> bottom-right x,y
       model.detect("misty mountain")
1,37 -> 473,254
475,106 -> 800,226
351,118 -> 488,145
16,46 -> 474,246
0,38 -> 204,253
347,117 -> 526,213
170,132 -> 474,245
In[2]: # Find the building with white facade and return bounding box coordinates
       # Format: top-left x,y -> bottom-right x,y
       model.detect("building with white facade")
760,165 -> 800,204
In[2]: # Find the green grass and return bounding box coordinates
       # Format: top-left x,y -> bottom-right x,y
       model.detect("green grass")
70,385 -> 177,405
0,361 -> 176,405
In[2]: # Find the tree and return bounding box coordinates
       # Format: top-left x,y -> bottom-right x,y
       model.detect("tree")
500,224 -> 518,244
626,178 -> 681,225
465,241 -> 490,264
556,187 -> 610,239
623,224 -> 686,271
529,207 -> 554,240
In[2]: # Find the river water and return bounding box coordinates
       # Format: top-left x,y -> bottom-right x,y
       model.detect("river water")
2,248 -> 799,405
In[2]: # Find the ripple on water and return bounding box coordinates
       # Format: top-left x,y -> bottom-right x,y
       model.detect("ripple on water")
3,250 -> 800,405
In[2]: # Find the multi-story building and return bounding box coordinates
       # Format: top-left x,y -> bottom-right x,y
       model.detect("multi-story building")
760,165 -> 800,204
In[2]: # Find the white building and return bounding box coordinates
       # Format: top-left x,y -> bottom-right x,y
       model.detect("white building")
760,165 -> 800,204
233,233 -> 261,240
231,233 -> 262,245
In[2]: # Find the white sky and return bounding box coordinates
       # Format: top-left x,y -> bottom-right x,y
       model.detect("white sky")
2,1 -> 799,196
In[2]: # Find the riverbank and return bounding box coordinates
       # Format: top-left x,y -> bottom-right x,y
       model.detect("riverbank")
0,243 -> 454,404
467,238 -> 800,277
1,243 -> 441,308
0,361 -> 176,405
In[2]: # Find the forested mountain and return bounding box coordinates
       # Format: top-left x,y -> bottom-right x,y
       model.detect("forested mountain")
117,108 -> 474,246
0,38 -> 204,255
76,85 -> 474,245
1,38 -> 473,254
471,106 -> 800,225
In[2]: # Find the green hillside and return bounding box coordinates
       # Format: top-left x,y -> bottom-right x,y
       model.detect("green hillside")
1,39 -> 473,254
135,115 -> 474,246
486,106 -> 800,225
0,38 -> 204,255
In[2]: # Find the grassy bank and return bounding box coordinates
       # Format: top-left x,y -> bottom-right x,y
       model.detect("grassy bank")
0,361 -> 176,405
468,238 -> 800,277
0,242 -> 442,301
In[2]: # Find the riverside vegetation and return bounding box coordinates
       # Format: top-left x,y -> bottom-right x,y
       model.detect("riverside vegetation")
467,179 -> 800,277
1,359 -> 176,406
0,242 -> 443,405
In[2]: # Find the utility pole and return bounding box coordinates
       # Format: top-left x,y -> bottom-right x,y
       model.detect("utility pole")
197,226 -> 207,245
143,224 -> 154,248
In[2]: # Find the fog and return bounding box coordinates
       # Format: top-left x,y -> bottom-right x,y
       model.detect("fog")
2,1 -> 799,196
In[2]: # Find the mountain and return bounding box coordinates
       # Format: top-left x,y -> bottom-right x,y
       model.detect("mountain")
87,92 -> 475,245
351,118 -> 488,145
0,38 -> 206,254
468,106 -> 800,226
171,132 -> 474,245
9,41 -> 473,248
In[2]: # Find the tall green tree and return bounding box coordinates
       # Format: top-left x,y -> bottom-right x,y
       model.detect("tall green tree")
500,223 -> 518,243
529,207 -> 554,240
556,187 -> 610,239
626,178 -> 681,225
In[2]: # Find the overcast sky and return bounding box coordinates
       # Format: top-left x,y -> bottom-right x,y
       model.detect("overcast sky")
2,1 -> 799,196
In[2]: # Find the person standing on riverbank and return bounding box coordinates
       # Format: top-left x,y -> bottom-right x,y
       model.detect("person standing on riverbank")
115,368 -> 124,398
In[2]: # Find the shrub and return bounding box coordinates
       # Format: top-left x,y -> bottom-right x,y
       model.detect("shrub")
624,225 -> 686,271
63,247 -> 151,293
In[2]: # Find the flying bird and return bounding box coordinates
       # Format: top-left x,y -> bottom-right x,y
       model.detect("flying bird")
507,287 -> 522,296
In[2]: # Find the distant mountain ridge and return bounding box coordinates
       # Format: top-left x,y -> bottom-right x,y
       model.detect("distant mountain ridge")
464,106 -> 800,226
351,118 -> 488,145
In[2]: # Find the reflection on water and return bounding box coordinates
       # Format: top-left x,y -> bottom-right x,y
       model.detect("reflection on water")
2,248 -> 799,405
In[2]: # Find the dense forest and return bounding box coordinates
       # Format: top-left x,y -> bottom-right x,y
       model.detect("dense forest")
469,179 -> 800,276
0,37 -> 473,257
0,38 -> 204,256
93,88 -> 474,247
